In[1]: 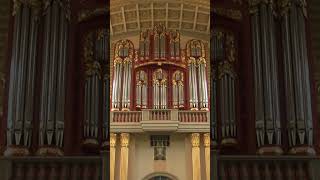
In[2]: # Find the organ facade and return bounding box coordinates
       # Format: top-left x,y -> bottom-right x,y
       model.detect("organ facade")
110,24 -> 211,180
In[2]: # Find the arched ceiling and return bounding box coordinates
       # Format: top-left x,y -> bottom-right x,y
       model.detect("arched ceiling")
110,0 -> 210,41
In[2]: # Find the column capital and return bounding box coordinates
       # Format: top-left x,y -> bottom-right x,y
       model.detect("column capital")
120,133 -> 130,147
203,133 -> 210,147
110,133 -> 117,147
191,133 -> 200,147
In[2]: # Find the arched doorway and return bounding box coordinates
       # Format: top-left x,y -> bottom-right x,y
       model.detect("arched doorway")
149,176 -> 172,180
142,172 -> 178,180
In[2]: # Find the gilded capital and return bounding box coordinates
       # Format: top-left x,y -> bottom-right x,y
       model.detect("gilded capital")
203,133 -> 210,147
191,133 -> 200,147
120,133 -> 130,147
110,133 -> 117,147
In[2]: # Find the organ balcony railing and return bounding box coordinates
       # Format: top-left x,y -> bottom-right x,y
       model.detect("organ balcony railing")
110,109 -> 210,132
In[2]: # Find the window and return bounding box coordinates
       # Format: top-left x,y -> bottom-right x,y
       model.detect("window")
150,135 -> 170,160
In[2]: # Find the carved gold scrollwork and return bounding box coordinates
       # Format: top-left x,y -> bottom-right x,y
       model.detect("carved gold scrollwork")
218,61 -> 236,79
12,0 -> 42,16
85,61 -> 101,78
226,34 -> 236,63
114,40 -> 134,59
218,33 -> 237,79
213,7 -> 242,20
83,30 -> 106,78
191,133 -> 200,147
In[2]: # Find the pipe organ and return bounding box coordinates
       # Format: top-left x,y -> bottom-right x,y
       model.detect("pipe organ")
111,40 -> 134,111
211,30 -> 238,148
186,40 -> 209,110
83,29 -> 109,147
172,71 -> 184,108
111,24 -> 209,111
135,71 -> 148,108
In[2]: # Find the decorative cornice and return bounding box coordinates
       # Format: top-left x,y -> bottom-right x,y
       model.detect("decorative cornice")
213,7 -> 243,21
78,8 -> 108,22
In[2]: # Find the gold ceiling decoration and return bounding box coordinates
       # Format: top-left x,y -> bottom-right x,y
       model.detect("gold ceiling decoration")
109,0 -> 210,38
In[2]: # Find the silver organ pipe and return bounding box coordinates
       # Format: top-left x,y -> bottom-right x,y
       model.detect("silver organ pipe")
173,80 -> 178,108
112,60 -> 122,110
188,58 -> 198,110
153,80 -> 159,109
145,39 -> 150,58
179,81 -> 184,107
198,58 -> 209,110
122,58 -> 130,110
136,74 -> 141,108
160,35 -> 166,59
142,74 -> 147,108
154,35 -> 159,59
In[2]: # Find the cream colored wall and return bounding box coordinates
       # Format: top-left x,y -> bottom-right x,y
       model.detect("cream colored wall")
131,133 -> 189,180
113,133 -> 209,180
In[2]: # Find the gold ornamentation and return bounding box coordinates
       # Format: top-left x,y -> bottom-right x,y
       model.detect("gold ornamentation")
110,133 -> 117,147
213,7 -> 242,20
191,133 -> 200,147
12,0 -> 42,16
226,34 -> 236,62
4,146 -> 30,156
203,133 -> 210,147
257,146 -> 284,155
36,147 -> 64,156
120,133 -> 130,147
85,61 -> 101,77
114,39 -> 134,59
78,8 -> 108,22
218,61 -> 236,79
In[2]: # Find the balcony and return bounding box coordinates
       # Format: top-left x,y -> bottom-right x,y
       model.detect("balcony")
110,109 -> 210,133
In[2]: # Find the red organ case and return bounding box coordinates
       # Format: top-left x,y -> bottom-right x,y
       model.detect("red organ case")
111,24 -> 209,111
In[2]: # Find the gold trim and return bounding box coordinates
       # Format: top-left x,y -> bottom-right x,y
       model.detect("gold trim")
36,147 -> 64,156
257,146 -> 284,155
289,146 -> 316,156
135,61 -> 186,69
213,7 -> 242,21
221,137 -> 238,146
4,146 -> 30,157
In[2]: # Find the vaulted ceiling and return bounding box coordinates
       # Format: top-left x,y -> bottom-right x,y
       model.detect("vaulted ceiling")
110,0 -> 210,41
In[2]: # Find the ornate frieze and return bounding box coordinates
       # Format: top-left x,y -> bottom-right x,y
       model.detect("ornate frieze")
13,0 -> 71,19
213,7 -> 243,21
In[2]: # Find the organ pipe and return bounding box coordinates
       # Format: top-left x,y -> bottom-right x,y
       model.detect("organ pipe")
6,2 -> 40,155
39,0 -> 69,151
280,0 -> 314,151
250,0 -> 282,151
